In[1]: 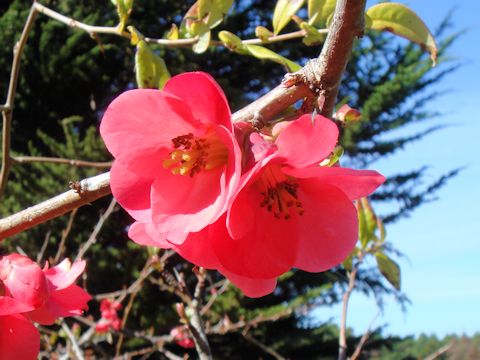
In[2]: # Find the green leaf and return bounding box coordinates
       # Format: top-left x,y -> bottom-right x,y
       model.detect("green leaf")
127,26 -> 144,45
206,0 -> 234,28
375,252 -> 401,290
112,0 -> 134,32
192,29 -> 211,53
300,22 -> 325,46
272,0 -> 305,35
255,26 -> 273,42
135,40 -> 171,89
218,30 -> 248,53
356,197 -> 377,248
308,0 -> 336,27
244,44 -> 301,72
166,24 -> 179,40
366,3 -> 437,64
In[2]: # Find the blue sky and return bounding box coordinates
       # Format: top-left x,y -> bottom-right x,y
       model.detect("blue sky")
315,0 -> 480,337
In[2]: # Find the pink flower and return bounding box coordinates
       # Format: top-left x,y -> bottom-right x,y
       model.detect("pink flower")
95,299 -> 122,333
215,114 -> 385,279
129,114 -> 385,297
100,72 -> 241,244
0,254 -> 91,359
170,326 -> 195,349
27,258 -> 91,325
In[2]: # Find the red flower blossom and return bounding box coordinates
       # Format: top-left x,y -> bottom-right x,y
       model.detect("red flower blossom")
0,254 -> 90,359
100,72 -> 241,244
129,114 -> 385,297
215,114 -> 385,280
95,299 -> 122,333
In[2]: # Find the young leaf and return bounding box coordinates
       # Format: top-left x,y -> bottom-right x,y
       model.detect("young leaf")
135,40 -> 171,89
193,30 -> 211,53
375,252 -> 401,290
356,197 -> 377,248
218,31 -> 248,53
244,44 -> 301,72
308,0 -> 336,27
366,3 -> 437,64
112,0 -> 134,32
166,24 -> 179,40
255,26 -> 273,42
206,0 -> 234,28
272,0 -> 305,35
300,22 -> 325,46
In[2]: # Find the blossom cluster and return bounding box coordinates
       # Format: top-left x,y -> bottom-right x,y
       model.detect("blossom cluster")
100,72 -> 385,297
0,254 -> 91,359
95,298 -> 122,333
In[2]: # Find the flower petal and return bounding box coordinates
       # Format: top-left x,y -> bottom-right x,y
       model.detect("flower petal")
43,259 -> 86,291
28,285 -> 91,325
0,314 -> 39,360
128,222 -> 172,249
100,89 -> 201,178
110,161 -> 153,222
213,195 -> 298,279
219,269 -> 277,298
0,297 -> 34,316
164,72 -> 232,130
283,166 -> 385,200
294,182 -> 358,272
274,114 -> 338,168
150,165 -> 226,243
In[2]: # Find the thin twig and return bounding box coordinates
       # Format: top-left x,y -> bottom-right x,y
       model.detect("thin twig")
188,267 -> 213,360
350,311 -> 380,360
54,208 -> 78,263
12,156 -> 112,169
33,2 -> 125,37
0,172 -> 111,240
338,258 -> 362,360
115,288 -> 139,357
75,198 -> 116,261
241,28 -> 328,45
243,333 -> 287,360
37,230 -> 51,263
0,5 -> 38,197
201,279 -> 230,316
61,322 -> 85,360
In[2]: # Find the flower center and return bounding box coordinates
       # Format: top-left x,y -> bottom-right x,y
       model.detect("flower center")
257,165 -> 304,219
163,131 -> 228,177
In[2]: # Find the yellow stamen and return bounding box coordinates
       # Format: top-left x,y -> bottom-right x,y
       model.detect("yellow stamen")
163,130 -> 228,177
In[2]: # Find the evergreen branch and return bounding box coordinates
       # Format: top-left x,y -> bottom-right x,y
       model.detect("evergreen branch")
0,5 -> 38,198
243,333 -> 287,360
12,156 -> 112,169
0,172 -> 111,240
